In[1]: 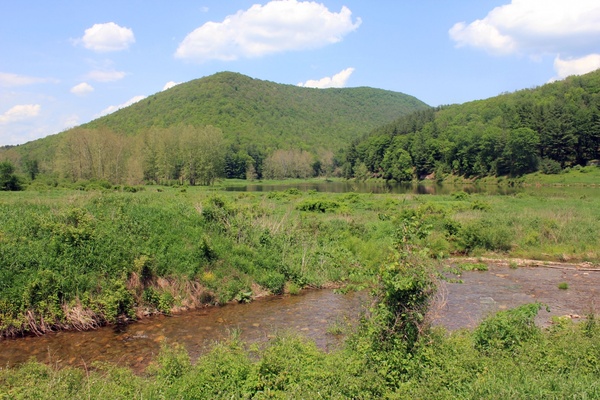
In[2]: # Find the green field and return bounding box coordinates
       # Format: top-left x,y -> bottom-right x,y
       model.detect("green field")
1,183 -> 600,398
1,184 -> 599,336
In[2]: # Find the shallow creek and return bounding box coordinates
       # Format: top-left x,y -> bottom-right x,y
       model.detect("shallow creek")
1,265 -> 598,373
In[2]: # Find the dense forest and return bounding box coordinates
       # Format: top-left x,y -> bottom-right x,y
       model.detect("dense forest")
0,72 -> 428,184
344,69 -> 600,181
3,70 -> 600,186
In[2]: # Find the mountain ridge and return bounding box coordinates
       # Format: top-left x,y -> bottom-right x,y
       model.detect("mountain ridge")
83,71 -> 429,152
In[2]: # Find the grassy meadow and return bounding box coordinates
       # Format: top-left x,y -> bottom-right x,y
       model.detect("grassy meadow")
1,182 -> 599,336
1,181 -> 600,398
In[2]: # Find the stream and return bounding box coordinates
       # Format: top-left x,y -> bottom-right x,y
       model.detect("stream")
1,264 -> 598,373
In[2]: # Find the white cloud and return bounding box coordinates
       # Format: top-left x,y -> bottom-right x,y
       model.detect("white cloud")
78,22 -> 135,52
0,72 -> 58,87
0,104 -> 41,124
86,69 -> 126,82
175,0 -> 361,62
449,0 -> 600,56
552,54 -> 600,80
96,95 -> 146,117
162,81 -> 180,91
70,82 -> 94,96
62,114 -> 80,129
298,67 -> 355,88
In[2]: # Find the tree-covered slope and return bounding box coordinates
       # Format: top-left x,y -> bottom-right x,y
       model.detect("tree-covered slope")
346,69 -> 600,180
0,72 -> 428,183
85,71 -> 429,152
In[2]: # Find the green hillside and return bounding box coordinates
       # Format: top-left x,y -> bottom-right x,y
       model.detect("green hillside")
1,72 -> 428,184
345,68 -> 600,180
86,71 -> 428,151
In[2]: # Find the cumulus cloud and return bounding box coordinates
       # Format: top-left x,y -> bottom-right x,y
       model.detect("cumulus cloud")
70,82 -> 94,96
297,67 -> 355,88
86,69 -> 126,82
78,22 -> 135,52
0,104 -> 41,124
96,95 -> 146,117
552,54 -> 600,80
449,0 -> 600,56
175,0 -> 361,62
162,81 -> 180,91
0,72 -> 58,87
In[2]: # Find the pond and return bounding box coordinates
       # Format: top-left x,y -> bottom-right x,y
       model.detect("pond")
223,181 -> 521,195
1,264 -> 598,373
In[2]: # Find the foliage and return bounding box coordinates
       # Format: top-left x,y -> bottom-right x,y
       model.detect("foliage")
2,71 -> 428,184
473,303 -> 543,352
347,68 -> 600,180
0,161 -> 21,191
295,198 -> 341,212
0,184 -> 599,398
0,187 -> 398,336
3,317 -> 600,398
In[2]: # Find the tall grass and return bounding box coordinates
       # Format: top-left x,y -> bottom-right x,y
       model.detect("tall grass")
1,184 -> 598,336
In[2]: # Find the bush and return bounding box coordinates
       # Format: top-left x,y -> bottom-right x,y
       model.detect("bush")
452,191 -> 469,200
148,342 -> 191,384
296,198 -> 341,213
473,303 -> 542,352
457,219 -> 512,253
540,158 -> 562,174
0,161 -> 22,191
257,271 -> 286,295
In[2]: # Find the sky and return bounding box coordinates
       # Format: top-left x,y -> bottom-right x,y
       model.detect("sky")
1,0 -> 600,146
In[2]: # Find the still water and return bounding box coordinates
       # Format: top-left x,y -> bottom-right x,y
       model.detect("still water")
223,181 -> 520,195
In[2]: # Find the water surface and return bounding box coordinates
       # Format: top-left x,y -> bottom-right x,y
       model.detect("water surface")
2,264 -> 598,373
223,181 -> 520,195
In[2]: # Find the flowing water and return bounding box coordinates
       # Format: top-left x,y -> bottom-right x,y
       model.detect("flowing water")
0,289 -> 369,373
1,265 -> 598,373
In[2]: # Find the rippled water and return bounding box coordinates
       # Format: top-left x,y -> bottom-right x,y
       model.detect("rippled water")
0,289 -> 369,373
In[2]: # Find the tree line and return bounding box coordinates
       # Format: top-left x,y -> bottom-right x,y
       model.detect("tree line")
1,124 -> 344,186
343,70 -> 600,180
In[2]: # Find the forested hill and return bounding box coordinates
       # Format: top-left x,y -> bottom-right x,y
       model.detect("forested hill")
345,68 -> 600,180
0,72 -> 428,184
85,71 -> 428,152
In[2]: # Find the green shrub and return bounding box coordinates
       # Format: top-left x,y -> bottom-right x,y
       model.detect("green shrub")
164,339 -> 250,398
471,199 -> 491,211
257,271 -> 286,295
296,198 -> 341,212
92,279 -> 135,323
540,158 -> 562,174
457,219 -> 512,253
457,262 -> 488,271
0,161 -> 22,191
473,303 -> 542,352
148,342 -> 191,384
452,191 -> 469,200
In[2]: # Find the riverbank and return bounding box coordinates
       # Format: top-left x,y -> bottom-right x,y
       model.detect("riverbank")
1,264 -> 599,399
1,183 -> 599,338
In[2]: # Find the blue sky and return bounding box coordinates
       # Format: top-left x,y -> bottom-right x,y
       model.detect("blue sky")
2,0 -> 600,146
